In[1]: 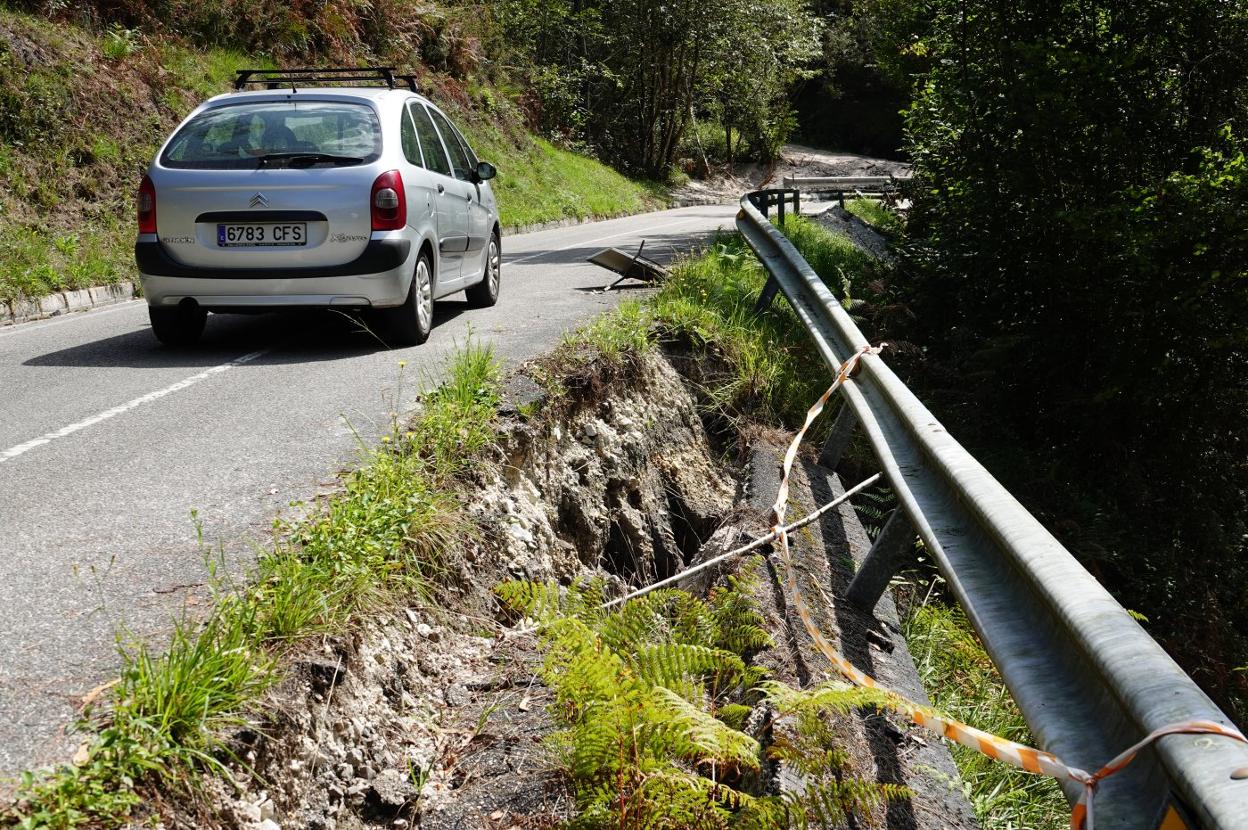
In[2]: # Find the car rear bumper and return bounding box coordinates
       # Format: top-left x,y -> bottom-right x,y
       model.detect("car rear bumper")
137,237 -> 413,309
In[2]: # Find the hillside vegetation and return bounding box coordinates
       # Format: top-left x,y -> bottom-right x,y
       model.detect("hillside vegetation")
0,2 -> 664,303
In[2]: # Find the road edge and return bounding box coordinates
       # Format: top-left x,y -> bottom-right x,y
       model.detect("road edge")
2,282 -> 136,328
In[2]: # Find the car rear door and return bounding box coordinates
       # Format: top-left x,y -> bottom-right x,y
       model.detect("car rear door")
407,102 -> 468,291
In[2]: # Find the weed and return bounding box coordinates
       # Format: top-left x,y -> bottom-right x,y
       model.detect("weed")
101,24 -> 140,61
567,300 -> 654,365
844,198 -> 903,236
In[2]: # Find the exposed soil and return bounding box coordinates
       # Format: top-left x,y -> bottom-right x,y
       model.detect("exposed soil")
151,342 -> 974,830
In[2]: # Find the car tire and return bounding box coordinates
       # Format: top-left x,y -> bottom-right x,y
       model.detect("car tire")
149,304 -> 206,347
382,250 -> 434,346
465,231 -> 500,308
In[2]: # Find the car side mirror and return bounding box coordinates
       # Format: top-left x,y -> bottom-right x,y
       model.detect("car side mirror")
474,161 -> 497,182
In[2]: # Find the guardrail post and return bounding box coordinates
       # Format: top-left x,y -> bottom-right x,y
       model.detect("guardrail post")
753,277 -> 781,314
846,508 -> 917,611
794,190 -> 801,217
777,195 -> 786,225
818,405 -> 857,470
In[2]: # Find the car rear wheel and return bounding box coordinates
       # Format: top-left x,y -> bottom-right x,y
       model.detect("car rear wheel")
382,251 -> 434,346
465,231 -> 500,308
149,303 -> 207,347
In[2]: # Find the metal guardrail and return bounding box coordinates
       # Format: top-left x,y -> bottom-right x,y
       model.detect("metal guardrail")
737,189 -> 1248,829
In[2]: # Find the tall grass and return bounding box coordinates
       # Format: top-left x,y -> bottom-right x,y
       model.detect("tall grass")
8,343 -> 500,829
904,601 -> 1067,830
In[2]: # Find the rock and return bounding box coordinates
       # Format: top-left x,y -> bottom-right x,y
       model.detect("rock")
336,762 -> 355,781
415,622 -> 438,641
582,421 -> 597,438
259,797 -> 276,821
237,801 -> 262,824
347,748 -> 364,766
443,684 -> 470,707
507,523 -> 535,545
369,768 -> 417,809
258,820 -> 281,830
300,657 -> 347,695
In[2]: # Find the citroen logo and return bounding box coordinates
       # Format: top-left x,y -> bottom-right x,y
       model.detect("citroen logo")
248,192 -> 269,208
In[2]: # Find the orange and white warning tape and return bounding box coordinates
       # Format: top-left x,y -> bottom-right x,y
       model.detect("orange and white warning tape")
766,344 -> 1246,830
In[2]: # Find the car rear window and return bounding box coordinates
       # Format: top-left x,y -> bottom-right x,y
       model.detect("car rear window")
161,101 -> 382,169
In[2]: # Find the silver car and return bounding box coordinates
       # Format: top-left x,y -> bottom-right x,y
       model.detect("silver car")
136,68 -> 501,346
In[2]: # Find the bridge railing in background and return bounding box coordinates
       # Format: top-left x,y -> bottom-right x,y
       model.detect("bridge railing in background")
737,188 -> 1248,830
780,174 -> 910,207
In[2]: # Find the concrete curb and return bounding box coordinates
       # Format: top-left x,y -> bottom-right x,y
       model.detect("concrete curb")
1,281 -> 135,328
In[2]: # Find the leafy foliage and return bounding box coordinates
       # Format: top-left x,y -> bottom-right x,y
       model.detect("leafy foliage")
872,0 -> 1248,716
500,574 -> 769,828
494,0 -> 823,175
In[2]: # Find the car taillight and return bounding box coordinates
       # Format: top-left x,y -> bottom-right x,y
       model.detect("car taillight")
137,175 -> 157,234
371,170 -> 406,231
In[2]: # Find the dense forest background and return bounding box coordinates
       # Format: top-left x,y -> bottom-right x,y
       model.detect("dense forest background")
3,0 -> 1246,719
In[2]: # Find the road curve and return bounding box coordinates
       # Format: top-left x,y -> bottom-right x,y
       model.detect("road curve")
0,204 -> 738,775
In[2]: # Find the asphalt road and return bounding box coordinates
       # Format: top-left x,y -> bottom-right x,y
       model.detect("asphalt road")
0,204 -> 739,776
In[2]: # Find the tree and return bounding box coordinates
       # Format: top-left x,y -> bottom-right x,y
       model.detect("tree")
496,0 -> 823,176
885,0 -> 1248,714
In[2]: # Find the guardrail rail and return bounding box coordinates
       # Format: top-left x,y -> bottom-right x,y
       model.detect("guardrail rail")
737,188 -> 1248,829
780,174 -> 911,207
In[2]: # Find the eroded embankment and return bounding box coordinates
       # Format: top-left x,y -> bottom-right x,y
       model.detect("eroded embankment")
157,347 -> 974,830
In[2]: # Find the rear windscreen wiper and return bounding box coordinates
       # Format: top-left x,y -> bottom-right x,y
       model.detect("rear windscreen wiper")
256,153 -> 365,168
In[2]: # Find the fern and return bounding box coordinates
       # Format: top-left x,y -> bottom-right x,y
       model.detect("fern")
752,681 -> 913,827
499,560 -> 909,829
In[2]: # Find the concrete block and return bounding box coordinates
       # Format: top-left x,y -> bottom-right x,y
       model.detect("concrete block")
64,288 -> 92,312
89,282 -> 133,305
38,293 -> 66,316
10,295 -> 40,321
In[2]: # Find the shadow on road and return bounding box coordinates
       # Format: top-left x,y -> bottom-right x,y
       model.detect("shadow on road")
22,304 -> 470,369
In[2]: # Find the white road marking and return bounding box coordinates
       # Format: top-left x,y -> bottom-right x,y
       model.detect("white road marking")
505,216 -> 713,266
0,349 -> 268,464
0,300 -> 142,338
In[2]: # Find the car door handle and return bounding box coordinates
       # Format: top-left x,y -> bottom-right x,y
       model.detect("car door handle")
437,184 -> 445,194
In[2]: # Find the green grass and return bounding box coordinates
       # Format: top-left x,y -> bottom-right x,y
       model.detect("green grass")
844,198 -> 904,236
464,123 -> 668,229
7,343 -> 500,829
645,216 -> 877,435
904,602 -> 1067,830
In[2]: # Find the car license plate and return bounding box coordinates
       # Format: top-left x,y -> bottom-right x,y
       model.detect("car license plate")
217,223 -> 306,247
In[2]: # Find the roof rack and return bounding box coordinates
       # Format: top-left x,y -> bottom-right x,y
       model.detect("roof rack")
233,67 -> 419,93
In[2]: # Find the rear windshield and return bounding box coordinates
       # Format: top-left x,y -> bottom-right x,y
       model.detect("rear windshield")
161,101 -> 382,169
